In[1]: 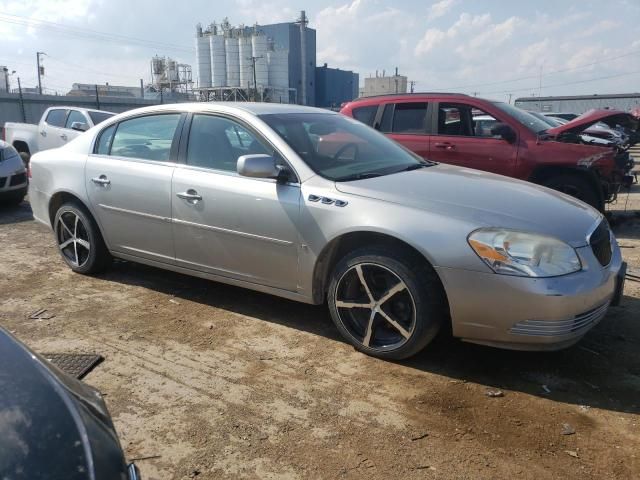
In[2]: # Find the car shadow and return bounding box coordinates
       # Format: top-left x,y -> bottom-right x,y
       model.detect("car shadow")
0,201 -> 35,225
100,260 -> 640,416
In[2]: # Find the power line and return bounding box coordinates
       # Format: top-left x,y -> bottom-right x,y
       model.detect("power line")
427,49 -> 640,91
0,13 -> 192,53
476,68 -> 640,96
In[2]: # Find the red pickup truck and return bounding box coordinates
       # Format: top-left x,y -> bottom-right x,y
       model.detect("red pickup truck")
340,93 -> 637,211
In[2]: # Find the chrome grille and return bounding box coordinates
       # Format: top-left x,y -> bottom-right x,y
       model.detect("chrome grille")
510,302 -> 609,337
590,220 -> 612,267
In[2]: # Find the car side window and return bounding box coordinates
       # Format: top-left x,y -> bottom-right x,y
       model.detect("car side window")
65,110 -> 87,129
110,114 -> 181,161
187,115 -> 269,172
351,105 -> 378,127
95,125 -> 116,155
391,102 -> 428,134
438,103 -> 502,138
45,109 -> 67,128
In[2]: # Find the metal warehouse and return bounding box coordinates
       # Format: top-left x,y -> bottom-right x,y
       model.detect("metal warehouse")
515,93 -> 640,114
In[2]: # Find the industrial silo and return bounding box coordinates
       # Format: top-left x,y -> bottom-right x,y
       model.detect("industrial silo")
225,33 -> 240,87
209,33 -> 227,87
195,25 -> 212,88
238,33 -> 253,88
252,33 -> 268,87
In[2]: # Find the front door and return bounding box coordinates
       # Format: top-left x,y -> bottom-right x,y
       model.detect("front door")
85,113 -> 183,263
172,113 -> 300,291
427,102 -> 518,175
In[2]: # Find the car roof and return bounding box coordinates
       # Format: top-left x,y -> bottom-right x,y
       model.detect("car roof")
112,102 -> 334,119
347,92 -> 472,104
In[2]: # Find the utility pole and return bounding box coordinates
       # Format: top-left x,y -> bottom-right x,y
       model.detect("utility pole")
248,55 -> 263,102
94,84 -> 100,109
409,80 -> 416,93
140,78 -> 144,98
508,93 -> 513,104
36,51 -> 46,95
17,77 -> 26,122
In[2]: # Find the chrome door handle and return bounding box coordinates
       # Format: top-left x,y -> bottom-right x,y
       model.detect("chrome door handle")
40,130 -> 46,137
176,190 -> 202,202
91,175 -> 111,186
60,133 -> 67,140
434,142 -> 455,150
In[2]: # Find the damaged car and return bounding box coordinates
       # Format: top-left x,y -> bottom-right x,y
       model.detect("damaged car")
341,94 -> 637,211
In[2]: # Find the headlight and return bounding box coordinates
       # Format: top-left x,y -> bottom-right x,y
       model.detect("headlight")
468,228 -> 581,277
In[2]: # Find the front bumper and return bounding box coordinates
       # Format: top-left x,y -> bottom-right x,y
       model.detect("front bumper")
436,239 -> 623,351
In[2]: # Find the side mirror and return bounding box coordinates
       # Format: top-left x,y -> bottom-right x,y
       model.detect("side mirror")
70,121 -> 89,132
490,123 -> 516,143
237,154 -> 281,179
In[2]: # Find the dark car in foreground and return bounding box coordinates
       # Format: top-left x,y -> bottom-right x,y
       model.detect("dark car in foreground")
341,93 -> 637,211
0,328 -> 139,480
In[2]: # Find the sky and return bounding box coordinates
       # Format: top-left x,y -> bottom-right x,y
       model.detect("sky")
1,0 -> 639,102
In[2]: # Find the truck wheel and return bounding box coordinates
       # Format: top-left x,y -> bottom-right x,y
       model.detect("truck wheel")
327,246 -> 446,360
53,202 -> 111,274
543,174 -> 602,211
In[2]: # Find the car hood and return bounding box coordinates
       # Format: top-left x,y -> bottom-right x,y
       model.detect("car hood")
0,328 -> 129,480
334,164 -> 601,247
547,109 -> 639,137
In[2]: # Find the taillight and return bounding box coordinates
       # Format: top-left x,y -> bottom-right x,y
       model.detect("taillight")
27,164 -> 31,179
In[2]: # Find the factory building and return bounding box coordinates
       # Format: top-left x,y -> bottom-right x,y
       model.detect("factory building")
315,64 -> 358,109
360,69 -> 408,97
195,12 -> 315,105
195,12 -> 357,107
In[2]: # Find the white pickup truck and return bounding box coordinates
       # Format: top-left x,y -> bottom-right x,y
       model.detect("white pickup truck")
3,107 -> 115,163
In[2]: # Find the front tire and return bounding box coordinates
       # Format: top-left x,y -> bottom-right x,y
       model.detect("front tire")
328,246 -> 446,360
53,202 -> 111,274
543,174 -> 602,211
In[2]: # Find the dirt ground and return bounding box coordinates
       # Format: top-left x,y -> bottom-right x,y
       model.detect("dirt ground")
1,185 -> 639,480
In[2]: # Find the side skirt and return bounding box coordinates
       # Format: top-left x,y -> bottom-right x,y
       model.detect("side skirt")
111,251 -> 318,305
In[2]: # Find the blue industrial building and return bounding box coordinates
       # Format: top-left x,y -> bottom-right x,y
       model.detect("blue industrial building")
315,63 -> 359,109
259,15 -> 317,106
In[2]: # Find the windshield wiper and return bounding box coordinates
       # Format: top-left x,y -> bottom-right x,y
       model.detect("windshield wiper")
401,162 -> 436,171
336,172 -> 386,182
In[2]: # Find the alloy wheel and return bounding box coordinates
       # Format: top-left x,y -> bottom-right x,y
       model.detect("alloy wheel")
56,211 -> 91,268
334,263 -> 416,351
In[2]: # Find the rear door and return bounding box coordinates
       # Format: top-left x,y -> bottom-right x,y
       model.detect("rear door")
171,113 -> 300,290
375,102 -> 430,159
86,113 -> 184,263
427,102 -> 518,175
39,109 -> 69,150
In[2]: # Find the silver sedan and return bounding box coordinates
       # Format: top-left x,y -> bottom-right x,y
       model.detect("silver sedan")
28,103 -> 625,359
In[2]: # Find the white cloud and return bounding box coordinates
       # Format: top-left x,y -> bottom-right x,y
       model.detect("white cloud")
427,0 -> 457,21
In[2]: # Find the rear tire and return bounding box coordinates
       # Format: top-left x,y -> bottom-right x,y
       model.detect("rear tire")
543,174 -> 602,211
53,202 -> 111,274
19,151 -> 30,167
327,246 -> 446,360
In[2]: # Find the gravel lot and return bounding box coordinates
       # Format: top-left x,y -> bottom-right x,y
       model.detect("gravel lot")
1,185 -> 639,480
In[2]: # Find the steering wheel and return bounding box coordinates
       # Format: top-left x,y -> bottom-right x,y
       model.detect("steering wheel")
332,143 -> 359,162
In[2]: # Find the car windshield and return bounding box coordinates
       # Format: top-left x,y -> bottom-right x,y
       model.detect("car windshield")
88,111 -> 115,125
259,113 -> 429,181
491,102 -> 551,134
